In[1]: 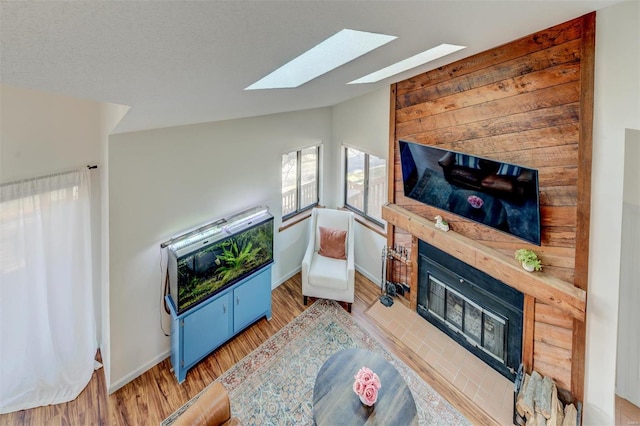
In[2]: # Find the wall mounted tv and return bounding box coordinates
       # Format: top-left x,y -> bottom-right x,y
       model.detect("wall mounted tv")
399,140 -> 541,245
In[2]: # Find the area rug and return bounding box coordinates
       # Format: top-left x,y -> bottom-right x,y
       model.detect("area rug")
162,299 -> 470,426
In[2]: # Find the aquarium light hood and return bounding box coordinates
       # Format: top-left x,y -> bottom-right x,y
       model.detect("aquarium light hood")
160,206 -> 270,252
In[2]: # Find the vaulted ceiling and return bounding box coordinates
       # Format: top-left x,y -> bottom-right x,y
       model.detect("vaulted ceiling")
0,1 -> 617,134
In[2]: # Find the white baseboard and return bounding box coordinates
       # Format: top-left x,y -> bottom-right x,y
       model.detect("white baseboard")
110,266 -> 302,394
355,264 -> 382,288
273,265 -> 301,289
275,264 -> 380,289
108,350 -> 170,394
109,264 -> 379,394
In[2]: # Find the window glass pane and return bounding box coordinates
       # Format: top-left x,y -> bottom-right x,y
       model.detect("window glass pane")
281,152 -> 297,216
445,290 -> 464,330
464,303 -> 482,345
300,147 -> 318,209
367,154 -> 386,222
345,148 -> 365,212
427,276 -> 445,319
483,314 -> 505,362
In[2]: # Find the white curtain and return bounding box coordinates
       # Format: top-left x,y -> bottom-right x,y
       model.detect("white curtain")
0,169 -> 96,414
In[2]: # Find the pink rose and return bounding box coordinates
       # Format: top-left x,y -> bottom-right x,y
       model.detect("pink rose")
353,378 -> 365,395
361,384 -> 378,406
371,374 -> 381,389
467,195 -> 484,209
359,368 -> 375,385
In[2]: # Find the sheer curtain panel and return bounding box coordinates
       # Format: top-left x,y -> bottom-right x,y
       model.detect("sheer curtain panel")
0,169 -> 96,413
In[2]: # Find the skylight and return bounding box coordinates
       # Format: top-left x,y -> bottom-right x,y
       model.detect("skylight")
245,29 -> 397,90
348,43 -> 466,84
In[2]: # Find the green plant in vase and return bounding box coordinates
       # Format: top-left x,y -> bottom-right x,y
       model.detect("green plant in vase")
514,249 -> 542,272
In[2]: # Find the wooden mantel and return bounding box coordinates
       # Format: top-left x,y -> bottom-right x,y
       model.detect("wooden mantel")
382,203 -> 586,321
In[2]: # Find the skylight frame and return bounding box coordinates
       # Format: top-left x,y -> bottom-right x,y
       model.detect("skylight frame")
245,29 -> 397,90
348,43 -> 466,85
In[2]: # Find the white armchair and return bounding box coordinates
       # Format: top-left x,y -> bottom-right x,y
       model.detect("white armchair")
301,208 -> 355,312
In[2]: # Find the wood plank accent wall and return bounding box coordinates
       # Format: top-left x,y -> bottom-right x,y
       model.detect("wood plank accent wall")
386,14 -> 594,401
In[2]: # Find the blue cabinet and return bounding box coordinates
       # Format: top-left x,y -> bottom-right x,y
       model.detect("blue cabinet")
166,264 -> 272,383
233,266 -> 272,333
183,293 -> 231,367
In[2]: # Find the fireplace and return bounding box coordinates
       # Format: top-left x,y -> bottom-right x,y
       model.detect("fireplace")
417,240 -> 523,381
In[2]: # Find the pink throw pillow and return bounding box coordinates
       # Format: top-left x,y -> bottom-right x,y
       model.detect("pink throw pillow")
318,226 -> 347,260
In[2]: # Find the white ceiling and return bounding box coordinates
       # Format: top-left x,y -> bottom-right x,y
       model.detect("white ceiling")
0,1 -> 617,134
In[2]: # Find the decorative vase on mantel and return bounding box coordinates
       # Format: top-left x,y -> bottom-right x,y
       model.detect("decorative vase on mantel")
522,262 -> 535,272
514,248 -> 542,272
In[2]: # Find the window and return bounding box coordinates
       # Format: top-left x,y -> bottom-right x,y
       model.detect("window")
282,146 -> 319,219
344,147 -> 386,225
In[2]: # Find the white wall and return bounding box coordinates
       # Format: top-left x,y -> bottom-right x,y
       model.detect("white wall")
97,103 -> 130,390
1,85 -> 102,182
330,87 -> 390,207
107,108 -> 332,390
332,88 -> 390,286
616,129 -> 640,406
622,130 -> 640,206
586,1 -> 640,424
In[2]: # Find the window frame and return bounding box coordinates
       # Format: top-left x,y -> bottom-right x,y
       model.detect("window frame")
343,146 -> 386,228
281,145 -> 320,221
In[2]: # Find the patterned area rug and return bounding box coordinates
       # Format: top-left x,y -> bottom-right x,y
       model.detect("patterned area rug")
162,299 -> 470,426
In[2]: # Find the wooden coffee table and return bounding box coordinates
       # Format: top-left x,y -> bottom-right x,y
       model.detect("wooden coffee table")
312,348 -> 418,425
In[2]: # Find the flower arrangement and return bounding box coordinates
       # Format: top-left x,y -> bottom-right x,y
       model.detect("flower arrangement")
467,195 -> 484,209
353,366 -> 381,406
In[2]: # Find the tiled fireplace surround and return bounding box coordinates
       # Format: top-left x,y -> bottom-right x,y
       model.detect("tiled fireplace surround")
369,297 -> 515,424
380,203 -> 588,422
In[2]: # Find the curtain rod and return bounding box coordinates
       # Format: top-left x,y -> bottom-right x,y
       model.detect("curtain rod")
2,165 -> 98,188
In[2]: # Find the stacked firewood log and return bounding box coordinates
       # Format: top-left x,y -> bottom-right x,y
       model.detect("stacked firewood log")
515,370 -> 578,426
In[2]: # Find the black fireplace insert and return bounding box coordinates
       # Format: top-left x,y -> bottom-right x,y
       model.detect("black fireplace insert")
417,240 -> 524,381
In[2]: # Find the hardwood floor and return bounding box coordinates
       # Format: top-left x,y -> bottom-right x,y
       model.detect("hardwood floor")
1,272 -> 634,425
0,272 -> 480,425
616,395 -> 640,426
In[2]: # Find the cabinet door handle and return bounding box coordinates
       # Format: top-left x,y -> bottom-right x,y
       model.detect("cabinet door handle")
236,295 -> 240,305
223,303 -> 226,314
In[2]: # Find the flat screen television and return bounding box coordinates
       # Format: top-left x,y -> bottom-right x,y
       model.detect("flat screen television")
399,140 -> 541,245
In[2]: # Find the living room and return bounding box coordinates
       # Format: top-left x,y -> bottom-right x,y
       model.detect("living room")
1,1 -> 638,425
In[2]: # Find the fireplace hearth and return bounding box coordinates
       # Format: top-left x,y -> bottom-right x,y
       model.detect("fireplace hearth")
417,240 -> 524,381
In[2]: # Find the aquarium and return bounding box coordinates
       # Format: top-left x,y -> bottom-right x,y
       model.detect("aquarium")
166,206 -> 274,314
